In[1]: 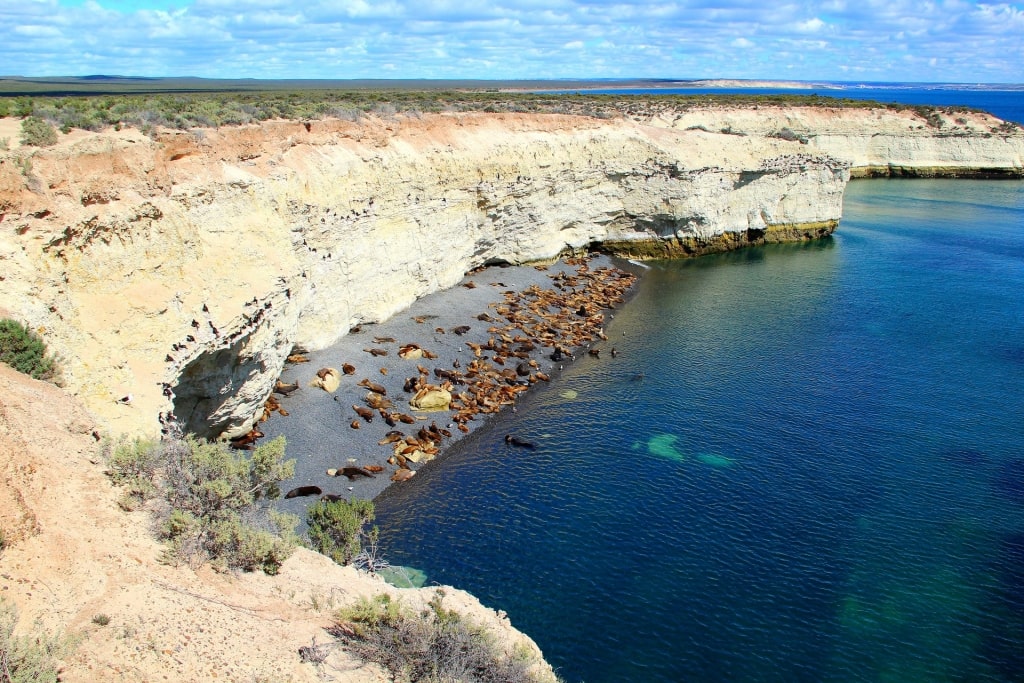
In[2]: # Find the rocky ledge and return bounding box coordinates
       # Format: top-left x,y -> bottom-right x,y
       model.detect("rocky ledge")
0,105 -> 1021,440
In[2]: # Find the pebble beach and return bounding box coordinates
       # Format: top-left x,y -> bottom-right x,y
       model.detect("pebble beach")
257,254 -> 641,521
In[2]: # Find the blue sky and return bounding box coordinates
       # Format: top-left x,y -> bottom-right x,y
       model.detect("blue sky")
4,0 -> 1023,83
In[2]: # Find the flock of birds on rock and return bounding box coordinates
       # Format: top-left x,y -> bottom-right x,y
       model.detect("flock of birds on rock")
248,257 -> 637,501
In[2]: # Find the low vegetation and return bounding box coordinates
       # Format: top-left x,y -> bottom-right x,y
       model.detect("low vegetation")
18,116 -> 57,146
306,497 -> 378,567
333,592 -> 553,683
105,434 -> 299,574
0,319 -> 60,383
0,598 -> 72,683
0,86 -> 984,137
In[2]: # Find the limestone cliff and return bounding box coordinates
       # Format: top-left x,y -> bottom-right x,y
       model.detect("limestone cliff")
0,106 -> 1020,440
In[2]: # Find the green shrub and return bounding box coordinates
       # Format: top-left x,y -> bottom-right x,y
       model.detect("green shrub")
306,498 -> 377,566
19,116 -> 57,147
0,598 -> 71,683
0,319 -> 59,382
104,434 -> 298,574
333,592 -> 551,683
91,614 -> 110,626
157,434 -> 297,573
104,436 -> 162,510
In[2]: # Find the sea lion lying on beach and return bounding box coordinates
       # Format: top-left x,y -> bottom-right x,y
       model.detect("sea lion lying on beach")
326,466 -> 376,480
285,485 -> 323,498
310,367 -> 341,393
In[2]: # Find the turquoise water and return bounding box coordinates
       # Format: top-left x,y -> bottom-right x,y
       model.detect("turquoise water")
373,179 -> 1024,682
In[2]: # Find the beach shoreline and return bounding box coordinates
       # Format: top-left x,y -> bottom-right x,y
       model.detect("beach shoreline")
259,254 -> 643,522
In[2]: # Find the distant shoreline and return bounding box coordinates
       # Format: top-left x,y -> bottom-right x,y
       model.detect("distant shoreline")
1,75 -> 1021,97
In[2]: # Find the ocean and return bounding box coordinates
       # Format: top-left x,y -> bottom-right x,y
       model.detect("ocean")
372,88 -> 1024,682
545,83 -> 1024,125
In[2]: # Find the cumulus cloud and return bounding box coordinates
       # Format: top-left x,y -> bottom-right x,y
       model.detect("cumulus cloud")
0,0 -> 1021,82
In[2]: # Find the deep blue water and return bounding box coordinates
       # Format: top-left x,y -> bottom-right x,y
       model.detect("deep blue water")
373,178 -> 1024,683
548,85 -> 1024,124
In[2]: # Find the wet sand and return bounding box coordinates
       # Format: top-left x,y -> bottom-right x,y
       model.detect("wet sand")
260,254 -> 640,522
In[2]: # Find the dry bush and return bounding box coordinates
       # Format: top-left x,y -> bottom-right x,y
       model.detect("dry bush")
332,592 -> 552,683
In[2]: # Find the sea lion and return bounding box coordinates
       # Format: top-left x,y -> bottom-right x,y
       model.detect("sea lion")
451,325 -> 471,335
350,419 -> 361,429
320,493 -> 344,503
274,380 -> 300,395
342,363 -> 356,375
364,347 -> 388,357
358,378 -> 387,395
391,469 -> 416,482
352,405 -> 374,422
505,434 -> 537,449
284,485 -> 323,499
373,336 -> 396,343
328,466 -> 376,480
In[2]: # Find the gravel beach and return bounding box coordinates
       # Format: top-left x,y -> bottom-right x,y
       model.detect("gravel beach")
259,254 -> 640,521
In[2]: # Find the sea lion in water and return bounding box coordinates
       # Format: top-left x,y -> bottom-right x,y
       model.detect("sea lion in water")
284,485 -> 323,499
505,434 -> 537,449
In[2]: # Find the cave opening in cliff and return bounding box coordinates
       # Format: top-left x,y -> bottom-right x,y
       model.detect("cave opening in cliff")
172,336 -> 253,439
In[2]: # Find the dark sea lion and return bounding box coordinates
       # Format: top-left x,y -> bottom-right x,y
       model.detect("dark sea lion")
505,434 -> 537,449
320,493 -> 344,503
352,405 -> 374,422
452,325 -> 471,335
364,347 -> 388,357
342,363 -> 356,375
329,466 -> 376,480
285,485 -> 322,499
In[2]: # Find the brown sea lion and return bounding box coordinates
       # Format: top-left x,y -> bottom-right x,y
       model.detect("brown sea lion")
350,419 -> 361,429
452,325 -> 471,335
391,469 -> 416,482
342,363 -> 356,375
274,380 -> 300,395
358,378 -> 387,395
352,405 -> 374,422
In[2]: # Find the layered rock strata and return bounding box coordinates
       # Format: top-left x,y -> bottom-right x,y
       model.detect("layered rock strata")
1,105 -> 1020,438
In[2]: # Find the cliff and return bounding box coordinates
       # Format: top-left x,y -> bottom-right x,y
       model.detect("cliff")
0,105 -> 1020,440
0,364 -> 556,682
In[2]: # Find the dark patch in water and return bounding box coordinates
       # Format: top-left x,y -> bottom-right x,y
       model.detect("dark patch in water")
978,533 -> 1024,680
994,460 -> 1024,504
941,448 -> 988,468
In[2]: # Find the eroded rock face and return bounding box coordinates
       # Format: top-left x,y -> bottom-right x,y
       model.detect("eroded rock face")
1,107 -> 1019,437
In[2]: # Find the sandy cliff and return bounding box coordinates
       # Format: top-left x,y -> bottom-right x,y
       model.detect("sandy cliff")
0,106 -> 1020,441
0,364 -> 556,682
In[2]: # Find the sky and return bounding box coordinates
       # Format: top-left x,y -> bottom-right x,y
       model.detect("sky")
3,0 -> 1023,83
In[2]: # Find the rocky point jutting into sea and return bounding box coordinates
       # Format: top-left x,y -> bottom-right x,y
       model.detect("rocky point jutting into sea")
0,102 -> 1022,681
2,104 -> 1020,442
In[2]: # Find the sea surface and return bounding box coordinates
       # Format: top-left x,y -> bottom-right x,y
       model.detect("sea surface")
547,83 -> 1024,124
373,177 -> 1024,682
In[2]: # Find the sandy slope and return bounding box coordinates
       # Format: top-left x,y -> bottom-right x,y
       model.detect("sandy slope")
0,363 -> 555,682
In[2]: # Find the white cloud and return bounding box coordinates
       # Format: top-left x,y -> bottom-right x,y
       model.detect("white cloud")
0,0 -> 1020,82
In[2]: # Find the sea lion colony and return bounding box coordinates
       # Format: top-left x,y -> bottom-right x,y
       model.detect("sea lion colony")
247,256 -> 636,497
